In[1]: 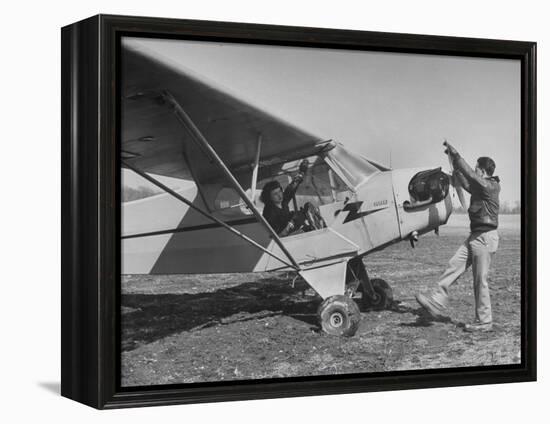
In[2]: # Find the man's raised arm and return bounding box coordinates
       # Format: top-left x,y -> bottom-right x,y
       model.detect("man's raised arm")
444,141 -> 489,188
453,170 -> 471,193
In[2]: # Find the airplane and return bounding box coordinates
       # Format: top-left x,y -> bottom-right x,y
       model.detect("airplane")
121,39 -> 455,337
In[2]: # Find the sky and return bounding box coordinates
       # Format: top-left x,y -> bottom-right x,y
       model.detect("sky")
123,37 -> 521,203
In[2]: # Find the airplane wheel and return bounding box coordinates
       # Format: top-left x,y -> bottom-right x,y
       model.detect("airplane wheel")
317,295 -> 361,337
363,278 -> 393,310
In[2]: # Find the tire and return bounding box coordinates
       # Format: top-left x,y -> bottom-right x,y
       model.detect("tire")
362,278 -> 393,310
317,295 -> 361,337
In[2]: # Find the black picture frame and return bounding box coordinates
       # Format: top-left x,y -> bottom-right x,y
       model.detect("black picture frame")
61,14 -> 537,409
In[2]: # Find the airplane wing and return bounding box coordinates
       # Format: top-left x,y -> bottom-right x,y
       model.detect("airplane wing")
121,39 -> 327,184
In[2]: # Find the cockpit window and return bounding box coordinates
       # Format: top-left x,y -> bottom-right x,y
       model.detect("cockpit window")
255,156 -> 353,211
294,161 -> 352,206
217,145 -> 378,217
325,144 -> 380,189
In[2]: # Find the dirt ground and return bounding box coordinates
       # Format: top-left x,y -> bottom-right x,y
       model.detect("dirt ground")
121,214 -> 521,386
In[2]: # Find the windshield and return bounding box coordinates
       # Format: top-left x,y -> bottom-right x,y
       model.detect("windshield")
325,143 -> 381,189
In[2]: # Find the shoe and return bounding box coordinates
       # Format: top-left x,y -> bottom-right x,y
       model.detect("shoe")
464,322 -> 493,332
415,292 -> 448,319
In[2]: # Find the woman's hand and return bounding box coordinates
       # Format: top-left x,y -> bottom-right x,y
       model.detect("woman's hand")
299,159 -> 309,174
291,211 -> 306,229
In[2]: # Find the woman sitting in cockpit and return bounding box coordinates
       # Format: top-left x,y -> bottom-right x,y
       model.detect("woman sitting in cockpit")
260,160 -> 325,237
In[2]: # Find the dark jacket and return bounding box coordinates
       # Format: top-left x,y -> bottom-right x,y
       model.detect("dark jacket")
262,176 -> 301,235
262,200 -> 293,235
453,156 -> 500,233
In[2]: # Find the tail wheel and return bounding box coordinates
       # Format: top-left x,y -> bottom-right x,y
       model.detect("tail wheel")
317,295 -> 361,337
362,278 -> 393,310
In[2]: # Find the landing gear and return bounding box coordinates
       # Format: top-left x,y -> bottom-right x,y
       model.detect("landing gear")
317,295 -> 361,337
362,278 -> 393,310
347,257 -> 394,311
309,257 -> 394,337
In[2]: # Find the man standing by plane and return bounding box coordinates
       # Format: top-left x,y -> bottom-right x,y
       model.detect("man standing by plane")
416,141 -> 500,332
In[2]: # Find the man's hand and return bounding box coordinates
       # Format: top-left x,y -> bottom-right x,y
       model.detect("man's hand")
443,140 -> 459,158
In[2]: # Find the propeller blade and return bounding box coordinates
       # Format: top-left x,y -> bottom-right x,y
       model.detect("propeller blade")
446,149 -> 468,210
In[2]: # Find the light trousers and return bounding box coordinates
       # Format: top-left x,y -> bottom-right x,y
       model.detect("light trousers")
432,230 -> 499,323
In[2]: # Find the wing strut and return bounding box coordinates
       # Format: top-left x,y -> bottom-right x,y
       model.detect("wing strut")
250,134 -> 262,204
122,159 -> 299,271
161,90 -> 301,271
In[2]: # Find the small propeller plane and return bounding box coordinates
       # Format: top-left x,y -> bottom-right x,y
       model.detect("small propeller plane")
121,39 -> 455,337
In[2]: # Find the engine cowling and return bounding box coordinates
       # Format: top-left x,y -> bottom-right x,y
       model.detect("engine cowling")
407,167 -> 450,208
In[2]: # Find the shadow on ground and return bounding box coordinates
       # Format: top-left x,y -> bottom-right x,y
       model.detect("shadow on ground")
122,277 -> 319,351
390,302 -> 454,327
122,277 -> 454,351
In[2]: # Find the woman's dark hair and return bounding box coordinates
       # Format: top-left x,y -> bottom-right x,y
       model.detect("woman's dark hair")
260,181 -> 282,205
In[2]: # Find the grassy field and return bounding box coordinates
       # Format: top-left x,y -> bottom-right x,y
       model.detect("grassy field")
121,214 -> 521,386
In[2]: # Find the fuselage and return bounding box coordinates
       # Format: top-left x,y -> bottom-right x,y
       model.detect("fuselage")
122,155 -> 453,275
